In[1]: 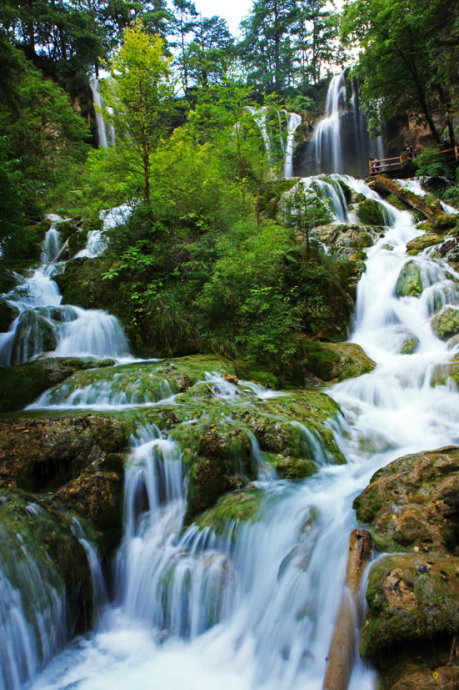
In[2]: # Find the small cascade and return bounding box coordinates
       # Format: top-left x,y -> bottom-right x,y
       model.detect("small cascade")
0,214 -> 131,366
76,202 -> 133,259
247,107 -> 301,178
90,78 -> 115,149
71,519 -> 108,618
40,225 -> 62,264
0,526 -> 66,690
283,112 -> 302,178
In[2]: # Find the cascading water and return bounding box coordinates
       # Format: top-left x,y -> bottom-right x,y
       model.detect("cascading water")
299,73 -> 387,177
89,78 -> 115,149
247,107 -> 301,178
0,211 -> 131,366
3,177 -> 459,690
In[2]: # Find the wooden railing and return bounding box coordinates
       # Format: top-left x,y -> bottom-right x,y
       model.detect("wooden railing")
369,145 -> 459,176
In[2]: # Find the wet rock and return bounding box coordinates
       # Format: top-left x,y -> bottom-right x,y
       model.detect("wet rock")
430,355 -> 459,387
431,307 -> 459,340
266,452 -> 318,480
360,553 -> 459,661
357,199 -> 387,226
195,489 -> 263,535
11,309 -> 57,363
395,261 -> 423,297
0,298 -> 19,332
354,446 -> 459,553
0,415 -> 128,554
0,357 -> 116,412
436,237 -> 459,266
406,233 -> 442,256
305,341 -> 376,382
0,488 -> 92,633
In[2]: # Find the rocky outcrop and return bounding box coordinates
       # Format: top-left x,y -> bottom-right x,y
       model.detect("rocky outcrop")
0,356 -> 115,412
0,415 -> 128,554
354,446 -> 459,687
406,233 -> 442,255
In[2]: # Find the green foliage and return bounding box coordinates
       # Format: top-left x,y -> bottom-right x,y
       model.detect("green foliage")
342,0 -> 458,142
101,21 -> 174,201
283,184 -> 333,252
414,147 -> 450,178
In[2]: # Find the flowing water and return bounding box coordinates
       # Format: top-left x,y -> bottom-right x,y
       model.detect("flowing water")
1,179 -> 458,690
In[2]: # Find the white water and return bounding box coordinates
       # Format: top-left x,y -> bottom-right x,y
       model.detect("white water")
0,212 -> 132,365
283,112 -> 302,178
3,179 -> 459,690
89,79 -> 115,149
311,73 -> 346,174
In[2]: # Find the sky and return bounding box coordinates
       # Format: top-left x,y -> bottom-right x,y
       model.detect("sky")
193,0 -> 253,36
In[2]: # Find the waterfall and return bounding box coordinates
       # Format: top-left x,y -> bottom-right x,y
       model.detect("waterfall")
3,179 -> 459,690
311,73 -> 346,174
302,73 -> 386,177
247,107 -> 301,178
0,214 -> 131,366
90,78 -> 115,149
283,112 -> 302,178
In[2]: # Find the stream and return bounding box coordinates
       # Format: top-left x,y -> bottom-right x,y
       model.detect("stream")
1,178 -> 458,690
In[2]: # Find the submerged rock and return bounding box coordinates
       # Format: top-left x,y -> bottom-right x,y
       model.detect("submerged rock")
195,489 -> 263,535
395,261 -> 423,297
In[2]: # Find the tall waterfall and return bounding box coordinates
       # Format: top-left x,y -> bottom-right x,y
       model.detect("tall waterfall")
299,73 -> 385,177
4,177 -> 455,690
247,107 -> 301,178
90,78 -> 115,149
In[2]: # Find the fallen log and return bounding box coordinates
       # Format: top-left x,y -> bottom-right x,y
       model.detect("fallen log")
322,528 -> 373,690
372,175 -> 444,222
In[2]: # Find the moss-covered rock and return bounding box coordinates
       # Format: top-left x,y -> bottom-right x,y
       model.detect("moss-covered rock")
431,308 -> 459,340
0,488 -> 92,633
434,214 -> 459,232
195,489 -> 263,535
265,451 -> 318,479
406,233 -> 442,255
361,553 -> 459,661
304,340 -> 376,382
0,415 -> 128,554
353,446 -> 459,553
0,357 -> 116,413
357,199 -> 388,226
395,261 -> 423,297
386,194 -> 412,212
0,298 -> 19,332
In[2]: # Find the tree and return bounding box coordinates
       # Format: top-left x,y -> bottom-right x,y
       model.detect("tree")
341,0 -> 458,144
170,0 -> 198,96
240,0 -> 298,94
186,16 -> 234,89
284,184 -> 332,255
101,20 -> 173,201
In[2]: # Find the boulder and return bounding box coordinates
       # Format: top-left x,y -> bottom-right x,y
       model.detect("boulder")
431,307 -> 459,340
357,199 -> 388,226
406,233 -> 442,255
395,261 -> 423,297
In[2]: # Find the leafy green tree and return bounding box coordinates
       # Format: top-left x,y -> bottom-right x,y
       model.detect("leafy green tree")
102,20 -> 173,201
170,0 -> 198,96
341,0 -> 458,144
284,184 -> 332,254
186,16 -> 234,89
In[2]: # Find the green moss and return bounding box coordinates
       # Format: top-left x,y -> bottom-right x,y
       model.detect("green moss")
431,308 -> 459,340
0,357 -> 116,413
195,489 -> 263,535
0,488 -> 92,632
406,233 -> 442,255
386,194 -> 412,211
360,554 -> 459,663
357,199 -> 387,226
395,261 -> 423,297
